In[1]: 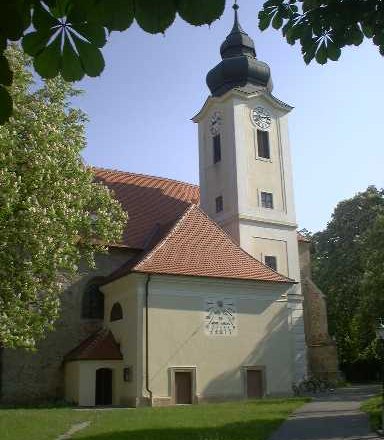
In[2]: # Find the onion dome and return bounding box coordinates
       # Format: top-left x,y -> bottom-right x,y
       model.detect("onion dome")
206,3 -> 273,97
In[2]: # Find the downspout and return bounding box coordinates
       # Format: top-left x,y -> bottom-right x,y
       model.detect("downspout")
145,274 -> 153,405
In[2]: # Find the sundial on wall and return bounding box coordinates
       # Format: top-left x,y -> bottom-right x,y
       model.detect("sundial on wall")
204,298 -> 237,336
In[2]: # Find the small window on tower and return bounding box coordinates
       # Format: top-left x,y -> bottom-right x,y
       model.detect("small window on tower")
265,256 -> 277,271
213,134 -> 221,163
257,130 -> 270,159
215,195 -> 223,213
261,191 -> 273,209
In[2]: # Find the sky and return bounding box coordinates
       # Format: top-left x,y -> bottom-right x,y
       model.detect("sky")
73,0 -> 384,233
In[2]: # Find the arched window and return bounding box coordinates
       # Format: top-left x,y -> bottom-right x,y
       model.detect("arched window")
82,284 -> 104,319
110,302 -> 123,322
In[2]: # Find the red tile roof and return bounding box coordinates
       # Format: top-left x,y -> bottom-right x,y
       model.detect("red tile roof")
93,167 -> 199,250
64,329 -> 123,361
131,205 -> 293,283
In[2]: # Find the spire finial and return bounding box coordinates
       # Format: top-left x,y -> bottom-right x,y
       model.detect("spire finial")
231,1 -> 242,34
233,1 -> 239,22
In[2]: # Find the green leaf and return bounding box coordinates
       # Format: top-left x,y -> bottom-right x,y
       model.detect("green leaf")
0,35 -> 6,52
33,35 -> 62,78
135,0 -> 176,34
0,0 -> 29,40
372,32 -> 384,47
87,0 -> 134,32
22,30 -> 52,57
361,22 -> 374,38
327,43 -> 341,61
0,85 -> 13,124
284,22 -> 302,43
60,38 -> 84,81
67,0 -> 94,23
300,26 -> 313,46
177,0 -> 225,26
71,34 -> 105,77
32,1 -> 59,30
302,41 -> 317,64
0,55 -> 13,86
272,12 -> 283,30
258,11 -> 273,31
71,23 -> 107,48
315,43 -> 327,64
351,26 -> 364,46
50,0 -> 71,19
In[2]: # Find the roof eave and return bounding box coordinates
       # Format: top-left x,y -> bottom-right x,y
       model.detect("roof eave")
131,268 -> 296,285
192,89 -> 293,123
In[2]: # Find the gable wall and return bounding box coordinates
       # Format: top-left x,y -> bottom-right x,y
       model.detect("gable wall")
139,275 -> 293,403
101,274 -> 142,407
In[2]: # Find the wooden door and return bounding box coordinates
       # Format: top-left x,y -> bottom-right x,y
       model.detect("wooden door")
246,369 -> 263,399
95,368 -> 113,405
175,371 -> 192,404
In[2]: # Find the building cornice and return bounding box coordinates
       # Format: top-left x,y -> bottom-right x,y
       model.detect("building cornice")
192,89 -> 293,123
238,214 -> 298,229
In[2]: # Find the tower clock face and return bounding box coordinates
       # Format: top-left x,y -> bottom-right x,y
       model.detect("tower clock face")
204,298 -> 237,336
209,111 -> 222,136
251,106 -> 272,130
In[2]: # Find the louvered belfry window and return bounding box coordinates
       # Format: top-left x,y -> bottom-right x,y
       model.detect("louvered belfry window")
257,130 -> 270,159
213,134 -> 221,163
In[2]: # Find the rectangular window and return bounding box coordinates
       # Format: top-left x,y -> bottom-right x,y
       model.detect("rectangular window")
257,130 -> 270,159
264,256 -> 277,271
261,191 -> 273,209
213,134 -> 221,163
215,195 -> 223,213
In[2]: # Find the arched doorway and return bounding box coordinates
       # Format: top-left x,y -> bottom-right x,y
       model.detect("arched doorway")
95,368 -> 113,405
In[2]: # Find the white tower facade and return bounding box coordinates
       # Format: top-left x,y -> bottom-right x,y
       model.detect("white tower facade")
193,4 -> 307,382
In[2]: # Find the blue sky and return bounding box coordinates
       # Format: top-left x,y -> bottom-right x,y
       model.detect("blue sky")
74,0 -> 384,233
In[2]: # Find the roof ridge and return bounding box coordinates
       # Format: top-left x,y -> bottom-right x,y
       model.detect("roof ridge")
92,166 -> 199,189
133,205 -> 195,270
193,206 -> 294,282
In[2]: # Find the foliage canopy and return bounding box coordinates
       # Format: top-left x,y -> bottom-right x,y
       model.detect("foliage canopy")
0,46 -> 127,349
258,0 -> 384,65
312,186 -> 384,377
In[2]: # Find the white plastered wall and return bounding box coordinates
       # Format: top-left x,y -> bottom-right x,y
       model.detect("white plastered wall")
140,274 -> 294,403
65,360 -> 123,406
101,274 -> 143,406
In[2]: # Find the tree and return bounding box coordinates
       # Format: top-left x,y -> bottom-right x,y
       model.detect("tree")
352,214 -> 384,368
312,186 -> 384,377
0,0 -> 225,124
258,0 -> 384,65
0,45 -> 127,350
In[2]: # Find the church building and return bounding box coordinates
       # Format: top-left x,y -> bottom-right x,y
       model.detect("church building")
0,5 -> 338,407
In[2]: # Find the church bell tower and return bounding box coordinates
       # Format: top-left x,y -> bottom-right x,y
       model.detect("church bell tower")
192,3 -> 307,381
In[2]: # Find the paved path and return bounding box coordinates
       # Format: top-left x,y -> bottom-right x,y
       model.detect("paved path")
269,384 -> 381,440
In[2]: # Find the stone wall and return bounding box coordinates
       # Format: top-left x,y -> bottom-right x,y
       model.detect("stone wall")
298,239 -> 340,380
0,248 -> 134,404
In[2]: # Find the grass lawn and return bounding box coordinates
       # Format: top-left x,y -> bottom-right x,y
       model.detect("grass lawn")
0,398 -> 308,440
361,394 -> 381,431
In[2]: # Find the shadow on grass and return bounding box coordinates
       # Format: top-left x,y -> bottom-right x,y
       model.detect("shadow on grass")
77,418 -> 285,440
0,402 -> 74,410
